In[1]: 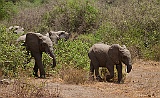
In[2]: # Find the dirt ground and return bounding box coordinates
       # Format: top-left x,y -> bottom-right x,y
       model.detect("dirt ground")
0,59 -> 160,98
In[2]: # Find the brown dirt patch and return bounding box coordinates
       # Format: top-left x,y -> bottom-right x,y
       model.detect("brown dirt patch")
0,59 -> 160,98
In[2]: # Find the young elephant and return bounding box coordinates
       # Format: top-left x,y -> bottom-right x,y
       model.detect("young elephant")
8,26 -> 24,34
45,31 -> 70,44
25,32 -> 56,78
88,43 -> 132,83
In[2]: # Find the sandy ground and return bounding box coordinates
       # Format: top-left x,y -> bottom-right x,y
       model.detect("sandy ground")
0,59 -> 160,98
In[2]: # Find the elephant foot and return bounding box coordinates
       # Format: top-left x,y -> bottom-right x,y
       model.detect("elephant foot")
96,76 -> 103,82
40,75 -> 46,79
33,73 -> 39,78
117,79 -> 124,84
106,78 -> 113,82
115,81 -> 123,84
106,75 -> 114,82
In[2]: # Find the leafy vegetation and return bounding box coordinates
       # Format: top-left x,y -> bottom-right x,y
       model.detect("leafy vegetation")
0,26 -> 27,77
0,0 -> 17,20
41,0 -> 101,34
0,0 -> 160,81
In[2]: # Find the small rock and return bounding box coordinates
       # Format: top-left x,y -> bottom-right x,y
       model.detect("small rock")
148,94 -> 151,97
152,93 -> 155,97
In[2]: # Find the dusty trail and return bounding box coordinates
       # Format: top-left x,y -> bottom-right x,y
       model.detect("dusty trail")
0,59 -> 160,98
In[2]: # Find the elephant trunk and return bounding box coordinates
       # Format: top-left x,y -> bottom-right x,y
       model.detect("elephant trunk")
48,50 -> 56,68
126,64 -> 132,73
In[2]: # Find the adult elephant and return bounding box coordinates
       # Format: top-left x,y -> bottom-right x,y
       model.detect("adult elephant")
25,32 -> 56,78
88,43 -> 132,83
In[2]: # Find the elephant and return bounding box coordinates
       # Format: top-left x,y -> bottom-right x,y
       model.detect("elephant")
55,31 -> 70,41
88,43 -> 132,83
45,31 -> 59,44
8,26 -> 24,34
16,31 -> 69,45
45,31 -> 70,44
16,34 -> 26,45
24,32 -> 56,78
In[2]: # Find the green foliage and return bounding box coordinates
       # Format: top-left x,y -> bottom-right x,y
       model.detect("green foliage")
25,0 -> 47,4
0,26 -> 29,77
96,0 -> 160,61
0,0 -> 17,20
54,39 -> 91,69
43,0 -> 101,34
0,0 -> 160,79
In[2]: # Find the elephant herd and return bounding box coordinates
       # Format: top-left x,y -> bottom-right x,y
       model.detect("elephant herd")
10,26 -> 132,83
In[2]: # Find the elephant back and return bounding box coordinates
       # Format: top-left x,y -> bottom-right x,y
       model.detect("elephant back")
89,43 -> 111,67
25,33 -> 41,53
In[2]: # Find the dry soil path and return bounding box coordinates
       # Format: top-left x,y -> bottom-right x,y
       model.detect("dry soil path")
0,59 -> 160,98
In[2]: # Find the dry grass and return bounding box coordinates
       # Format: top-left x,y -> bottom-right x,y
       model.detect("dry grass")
100,67 -> 127,83
0,78 -> 60,98
5,0 -> 56,32
59,65 -> 88,85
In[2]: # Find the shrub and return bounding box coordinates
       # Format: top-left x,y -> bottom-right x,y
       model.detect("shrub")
0,26 -> 29,77
54,39 -> 91,69
97,0 -> 160,60
59,66 -> 88,84
0,0 -> 17,20
43,0 -> 101,34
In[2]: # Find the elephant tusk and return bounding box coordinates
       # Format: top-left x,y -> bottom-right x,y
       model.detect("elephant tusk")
126,66 -> 127,72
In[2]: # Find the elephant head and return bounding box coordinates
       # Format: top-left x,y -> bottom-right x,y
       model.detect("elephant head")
56,31 -> 70,41
46,31 -> 70,44
108,44 -> 132,73
8,26 -> 24,34
46,31 -> 60,44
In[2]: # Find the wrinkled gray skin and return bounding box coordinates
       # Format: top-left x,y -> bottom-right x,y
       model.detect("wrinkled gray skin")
25,32 -> 56,78
8,26 -> 24,34
45,31 -> 59,44
46,31 -> 70,44
17,31 -> 69,45
88,43 -> 132,83
55,31 -> 70,40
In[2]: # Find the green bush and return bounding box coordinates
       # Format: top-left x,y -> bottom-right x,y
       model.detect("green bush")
0,26 -> 29,77
54,39 -> 91,69
0,0 -> 160,79
42,0 -> 101,34
0,0 -> 17,20
97,0 -> 160,61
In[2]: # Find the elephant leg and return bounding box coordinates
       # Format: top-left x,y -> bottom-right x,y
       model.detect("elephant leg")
33,53 -> 45,78
116,64 -> 122,83
33,61 -> 39,77
106,65 -> 114,82
95,66 -> 103,82
93,61 -> 103,82
89,52 -> 102,82
89,61 -> 94,81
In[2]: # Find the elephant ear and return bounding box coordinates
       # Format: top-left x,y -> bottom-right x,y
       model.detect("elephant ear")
108,44 -> 121,64
25,33 -> 41,52
120,45 -> 131,59
39,35 -> 48,52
